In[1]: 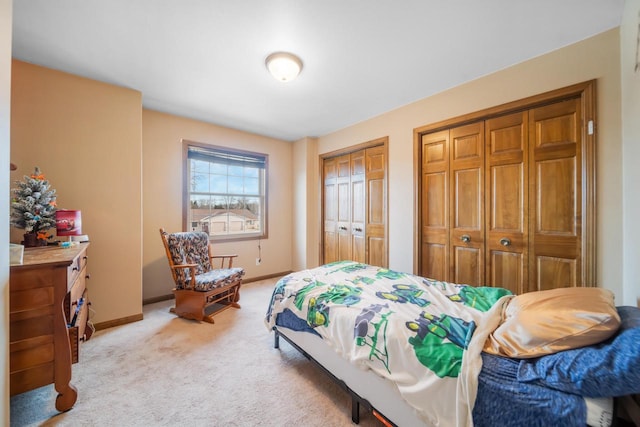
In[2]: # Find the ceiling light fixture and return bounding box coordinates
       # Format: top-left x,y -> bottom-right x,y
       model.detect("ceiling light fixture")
265,52 -> 303,83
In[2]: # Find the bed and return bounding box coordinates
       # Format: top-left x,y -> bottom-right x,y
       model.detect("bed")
264,261 -> 640,427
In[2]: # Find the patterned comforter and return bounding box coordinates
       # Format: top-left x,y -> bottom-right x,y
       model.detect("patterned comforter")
265,261 -> 513,427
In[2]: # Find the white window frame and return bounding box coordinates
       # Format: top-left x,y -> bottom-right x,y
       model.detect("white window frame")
183,141 -> 268,241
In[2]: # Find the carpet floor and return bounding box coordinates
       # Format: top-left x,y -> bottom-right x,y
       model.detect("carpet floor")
10,278 -> 382,427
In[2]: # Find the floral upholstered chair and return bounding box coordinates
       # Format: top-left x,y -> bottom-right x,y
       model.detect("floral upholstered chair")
159,228 -> 244,323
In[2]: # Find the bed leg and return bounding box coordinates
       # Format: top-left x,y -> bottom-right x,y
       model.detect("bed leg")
351,394 -> 360,424
273,329 -> 280,349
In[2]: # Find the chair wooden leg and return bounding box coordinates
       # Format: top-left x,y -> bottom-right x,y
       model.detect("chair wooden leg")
173,290 -> 207,322
171,282 -> 242,323
203,312 -> 216,324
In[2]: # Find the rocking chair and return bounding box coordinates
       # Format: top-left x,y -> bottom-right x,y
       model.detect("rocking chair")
159,228 -> 244,323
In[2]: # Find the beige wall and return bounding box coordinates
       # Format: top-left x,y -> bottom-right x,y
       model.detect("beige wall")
142,109 -> 293,300
621,0 -> 640,307
312,29 -> 627,302
10,60 -> 143,325
292,137 -> 319,271
1,0 -> 11,423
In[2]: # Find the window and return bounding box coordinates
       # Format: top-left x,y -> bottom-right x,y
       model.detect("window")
184,142 -> 268,241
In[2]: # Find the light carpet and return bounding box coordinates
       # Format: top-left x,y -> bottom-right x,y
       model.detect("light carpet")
10,278 -> 381,427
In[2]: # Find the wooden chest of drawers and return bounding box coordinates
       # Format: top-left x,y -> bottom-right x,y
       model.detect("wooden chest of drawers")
10,243 -> 90,412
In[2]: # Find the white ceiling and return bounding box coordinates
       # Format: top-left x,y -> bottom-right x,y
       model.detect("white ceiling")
11,1 -> 625,142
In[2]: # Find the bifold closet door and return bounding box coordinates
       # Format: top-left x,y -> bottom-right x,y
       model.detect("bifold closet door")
365,146 -> 387,267
417,83 -> 594,294
336,154 -> 353,262
485,112 -> 528,295
529,98 -> 582,292
421,123 -> 485,285
323,146 -> 388,267
323,156 -> 338,264
324,154 -> 353,263
351,150 -> 366,263
450,122 -> 484,286
420,130 -> 450,281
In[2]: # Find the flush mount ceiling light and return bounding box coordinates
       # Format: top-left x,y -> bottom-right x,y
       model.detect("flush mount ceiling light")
265,52 -> 303,82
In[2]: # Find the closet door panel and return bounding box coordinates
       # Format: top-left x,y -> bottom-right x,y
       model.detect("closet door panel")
368,237 -> 385,268
323,158 -> 338,264
450,123 -> 484,286
454,247 -> 482,285
485,112 -> 528,293
454,169 -> 481,228
492,164 -> 523,231
369,180 -> 384,224
451,167 -> 483,285
425,173 -> 446,227
366,146 -> 387,267
421,131 -> 449,281
423,172 -> 448,281
366,176 -> 388,267
489,251 -> 524,295
337,232 -> 352,262
422,244 -> 447,281
529,98 -> 581,291
537,158 -> 576,234
351,151 -> 366,263
336,154 -> 352,261
536,256 -> 577,290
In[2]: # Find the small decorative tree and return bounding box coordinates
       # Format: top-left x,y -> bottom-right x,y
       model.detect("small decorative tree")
11,167 -> 57,246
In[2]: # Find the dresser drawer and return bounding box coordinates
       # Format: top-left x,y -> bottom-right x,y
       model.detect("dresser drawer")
66,248 -> 88,290
67,287 -> 88,365
68,326 -> 79,364
69,267 -> 87,307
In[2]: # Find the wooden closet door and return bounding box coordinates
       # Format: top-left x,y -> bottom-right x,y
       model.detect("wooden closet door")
322,143 -> 388,266
366,146 -> 387,267
336,154 -> 352,262
485,112 -> 528,294
323,157 -> 338,263
529,98 -> 582,291
351,150 -> 366,263
420,130 -> 449,281
450,122 -> 484,286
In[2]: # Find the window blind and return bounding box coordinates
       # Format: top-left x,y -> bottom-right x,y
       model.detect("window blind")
188,146 -> 266,169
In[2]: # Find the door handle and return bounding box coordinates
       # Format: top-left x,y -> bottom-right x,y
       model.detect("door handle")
460,234 -> 471,243
339,226 -> 347,231
354,227 -> 363,232
500,238 -> 511,247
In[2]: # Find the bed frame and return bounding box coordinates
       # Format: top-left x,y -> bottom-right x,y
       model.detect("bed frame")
272,324 -> 617,427
273,328 -> 370,424
272,325 -> 427,427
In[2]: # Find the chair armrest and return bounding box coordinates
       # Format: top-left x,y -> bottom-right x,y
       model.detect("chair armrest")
170,264 -> 198,290
170,263 -> 198,269
210,255 -> 239,269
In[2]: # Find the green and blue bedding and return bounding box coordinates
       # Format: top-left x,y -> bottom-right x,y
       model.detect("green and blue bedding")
265,261 -> 640,426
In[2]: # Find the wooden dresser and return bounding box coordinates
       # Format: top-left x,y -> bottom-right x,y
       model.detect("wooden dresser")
9,243 -> 91,412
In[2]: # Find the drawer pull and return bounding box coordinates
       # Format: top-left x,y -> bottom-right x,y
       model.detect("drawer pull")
461,234 -> 471,243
